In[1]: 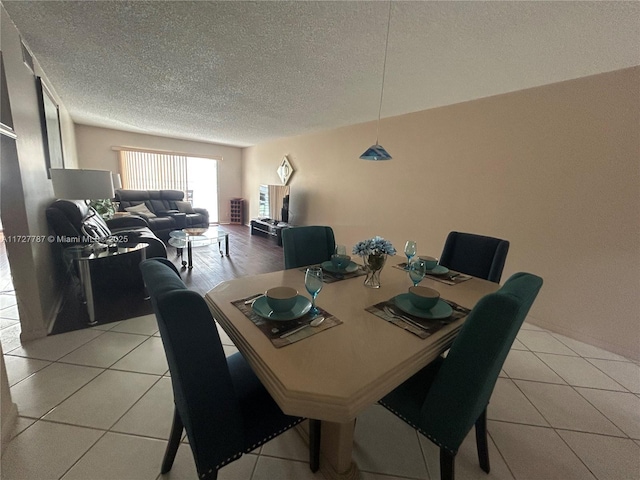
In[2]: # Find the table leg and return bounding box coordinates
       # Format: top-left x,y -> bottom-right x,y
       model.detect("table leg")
77,261 -> 97,325
320,420 -> 360,480
187,242 -> 193,269
225,233 -> 229,256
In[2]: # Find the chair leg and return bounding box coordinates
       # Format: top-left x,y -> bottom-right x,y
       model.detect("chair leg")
309,419 -> 321,472
475,407 -> 490,474
439,448 -> 455,480
161,407 -> 184,474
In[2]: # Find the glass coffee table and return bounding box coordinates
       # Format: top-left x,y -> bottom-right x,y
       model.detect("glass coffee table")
168,227 -> 229,269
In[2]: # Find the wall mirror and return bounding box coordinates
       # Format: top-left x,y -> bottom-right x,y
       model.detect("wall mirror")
259,185 -> 290,222
277,155 -> 293,185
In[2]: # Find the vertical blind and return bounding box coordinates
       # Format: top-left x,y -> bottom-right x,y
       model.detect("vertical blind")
119,150 -> 188,192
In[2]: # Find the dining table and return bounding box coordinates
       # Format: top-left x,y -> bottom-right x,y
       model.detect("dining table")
205,260 -> 499,480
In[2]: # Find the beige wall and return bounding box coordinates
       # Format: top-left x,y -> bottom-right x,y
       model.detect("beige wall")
1,5 -> 78,340
243,67 -> 640,360
74,125 -> 242,223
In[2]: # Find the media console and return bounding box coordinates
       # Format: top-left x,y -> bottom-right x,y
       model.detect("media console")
250,219 -> 291,246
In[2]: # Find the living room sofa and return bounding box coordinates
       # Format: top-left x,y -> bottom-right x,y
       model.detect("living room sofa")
114,189 -> 209,240
46,199 -> 167,258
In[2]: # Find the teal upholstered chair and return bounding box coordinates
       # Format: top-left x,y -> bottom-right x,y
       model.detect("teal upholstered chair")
439,231 -> 510,283
379,272 -> 543,480
140,259 -> 320,479
282,225 -> 336,269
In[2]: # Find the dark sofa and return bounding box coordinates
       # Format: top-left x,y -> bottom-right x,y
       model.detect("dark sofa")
115,189 -> 209,240
46,199 -> 167,258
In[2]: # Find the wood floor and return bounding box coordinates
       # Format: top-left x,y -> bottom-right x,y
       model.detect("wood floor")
40,225 -> 285,334
173,224 -> 285,296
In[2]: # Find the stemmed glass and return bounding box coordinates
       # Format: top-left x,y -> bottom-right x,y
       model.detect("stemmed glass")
305,267 -> 323,316
404,240 -> 417,269
408,258 -> 427,286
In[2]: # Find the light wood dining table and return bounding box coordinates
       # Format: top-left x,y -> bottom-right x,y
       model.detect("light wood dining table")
205,261 -> 499,480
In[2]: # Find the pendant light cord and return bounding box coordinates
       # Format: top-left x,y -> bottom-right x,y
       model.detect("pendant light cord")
376,0 -> 392,144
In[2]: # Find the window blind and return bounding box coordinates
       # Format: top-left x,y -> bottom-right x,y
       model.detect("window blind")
119,150 -> 188,192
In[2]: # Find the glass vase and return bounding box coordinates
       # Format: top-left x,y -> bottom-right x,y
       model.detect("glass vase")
363,253 -> 387,288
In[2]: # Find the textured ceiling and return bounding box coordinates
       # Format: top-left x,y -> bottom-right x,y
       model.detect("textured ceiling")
4,1 -> 639,147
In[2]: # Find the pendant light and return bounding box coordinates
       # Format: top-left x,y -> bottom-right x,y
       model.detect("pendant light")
360,1 -> 393,161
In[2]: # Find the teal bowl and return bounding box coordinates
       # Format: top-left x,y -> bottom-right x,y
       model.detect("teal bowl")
408,286 -> 440,310
419,256 -> 439,270
265,286 -> 298,313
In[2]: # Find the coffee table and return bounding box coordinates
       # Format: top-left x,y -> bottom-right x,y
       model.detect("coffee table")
168,227 -> 229,269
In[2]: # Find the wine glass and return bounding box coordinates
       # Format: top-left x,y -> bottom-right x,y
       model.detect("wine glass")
408,258 -> 427,286
404,240 -> 417,269
335,244 -> 347,256
305,267 -> 324,316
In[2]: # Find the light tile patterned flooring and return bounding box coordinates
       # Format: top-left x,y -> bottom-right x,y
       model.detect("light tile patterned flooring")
2,289 -> 640,480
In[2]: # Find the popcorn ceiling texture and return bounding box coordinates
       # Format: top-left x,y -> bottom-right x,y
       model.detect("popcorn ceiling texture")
4,1 -> 639,147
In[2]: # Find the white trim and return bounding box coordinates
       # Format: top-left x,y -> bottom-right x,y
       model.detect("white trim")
111,145 -> 222,161
0,123 -> 17,139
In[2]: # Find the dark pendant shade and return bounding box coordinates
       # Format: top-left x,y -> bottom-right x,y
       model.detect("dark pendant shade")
359,144 -> 392,161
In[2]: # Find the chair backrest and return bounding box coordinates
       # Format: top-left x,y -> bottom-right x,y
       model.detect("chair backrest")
140,259 -> 245,473
282,226 -> 336,269
420,272 -> 543,452
439,231 -> 510,283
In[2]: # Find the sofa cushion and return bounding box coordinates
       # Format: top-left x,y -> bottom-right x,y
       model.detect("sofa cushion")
149,199 -> 169,214
115,189 -> 150,202
126,203 -> 157,218
160,190 -> 185,202
175,201 -> 195,214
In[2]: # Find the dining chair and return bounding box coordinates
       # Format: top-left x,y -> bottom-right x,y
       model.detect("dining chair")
378,272 -> 543,480
139,259 -> 321,479
282,225 -> 336,269
439,231 -> 510,283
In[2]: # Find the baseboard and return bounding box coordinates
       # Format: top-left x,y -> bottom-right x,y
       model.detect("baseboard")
46,278 -> 70,334
1,401 -> 18,455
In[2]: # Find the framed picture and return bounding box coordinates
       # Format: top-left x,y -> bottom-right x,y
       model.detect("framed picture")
36,76 -> 64,178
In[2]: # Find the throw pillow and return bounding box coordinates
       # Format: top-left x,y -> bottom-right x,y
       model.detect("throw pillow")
125,203 -> 157,218
175,201 -> 195,214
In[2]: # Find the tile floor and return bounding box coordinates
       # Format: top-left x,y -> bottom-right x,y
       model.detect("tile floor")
2,289 -> 640,480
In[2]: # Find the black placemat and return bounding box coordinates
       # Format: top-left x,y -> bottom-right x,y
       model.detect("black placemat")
298,264 -> 367,283
232,294 -> 342,348
366,297 -> 471,339
393,263 -> 472,286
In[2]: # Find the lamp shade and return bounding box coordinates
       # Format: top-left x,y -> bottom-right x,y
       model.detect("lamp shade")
359,144 -> 392,161
111,173 -> 122,190
51,168 -> 114,200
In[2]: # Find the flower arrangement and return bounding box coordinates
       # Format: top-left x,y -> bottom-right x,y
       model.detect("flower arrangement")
352,236 -> 396,257
353,236 -> 395,288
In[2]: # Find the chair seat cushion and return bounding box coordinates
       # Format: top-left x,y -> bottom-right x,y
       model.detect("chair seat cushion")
226,352 -> 303,451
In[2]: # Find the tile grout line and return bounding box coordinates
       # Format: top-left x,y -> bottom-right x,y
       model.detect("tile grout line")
525,351 -> 632,440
